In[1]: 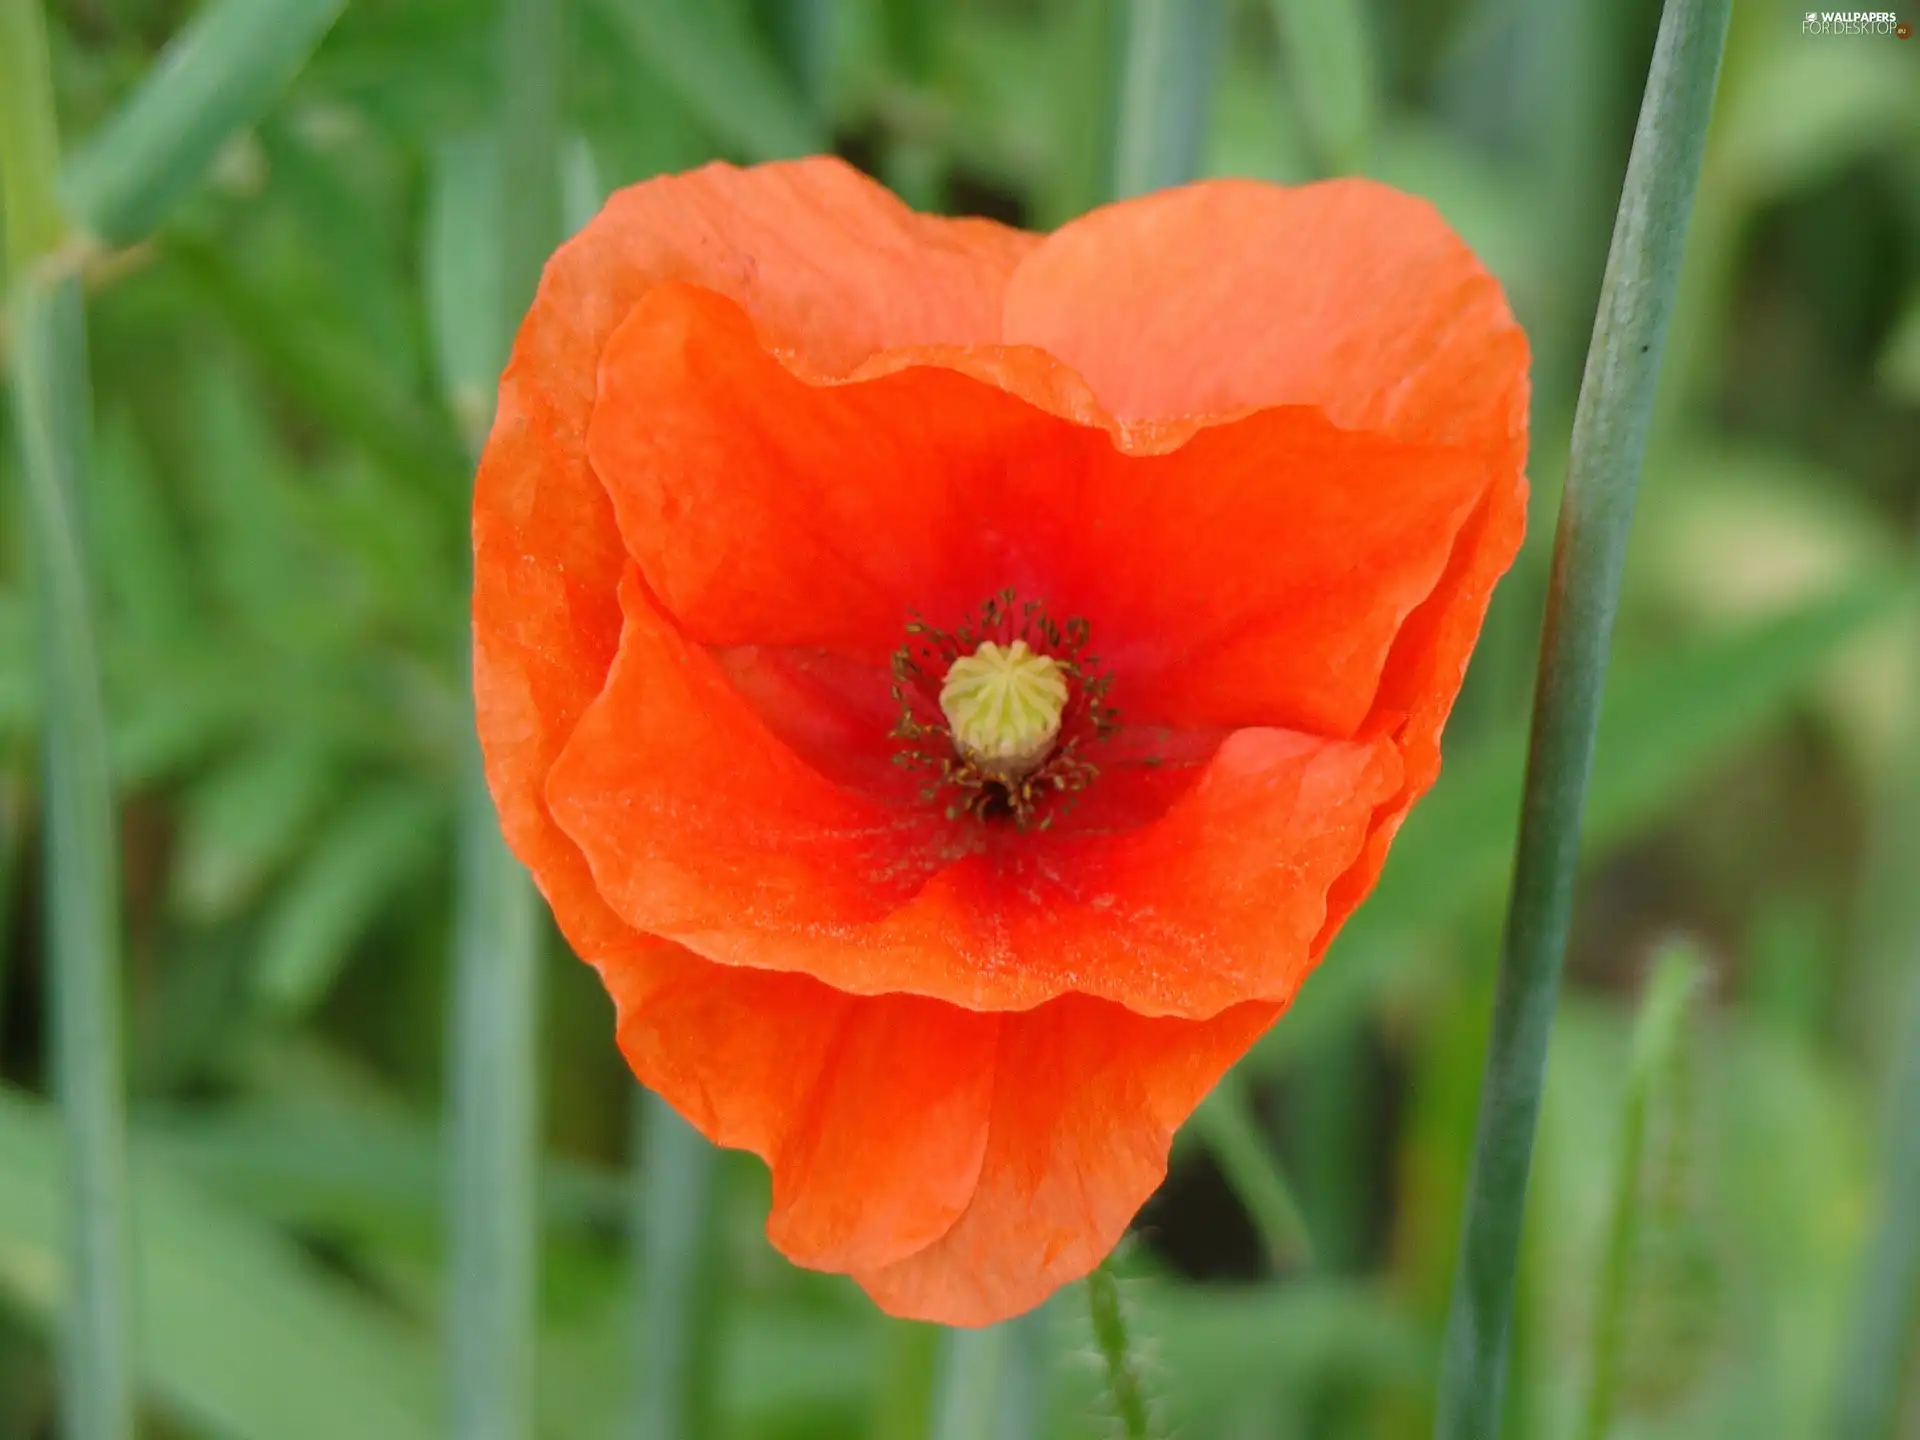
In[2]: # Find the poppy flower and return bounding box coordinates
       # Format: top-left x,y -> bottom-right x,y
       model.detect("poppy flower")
473,157 -> 1527,1326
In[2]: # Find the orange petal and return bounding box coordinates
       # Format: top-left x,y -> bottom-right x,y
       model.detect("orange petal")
478,162 -> 1530,1328
1047,406 -> 1493,737
600,941 -> 1278,1327
585,281 -> 1083,661
589,279 -> 1497,738
596,942 -> 993,1273
475,158 -> 1032,966
1002,177 -> 1529,452
855,995 -> 1280,1326
1319,466 -> 1529,940
545,564 -> 956,928
1003,177 -> 1530,935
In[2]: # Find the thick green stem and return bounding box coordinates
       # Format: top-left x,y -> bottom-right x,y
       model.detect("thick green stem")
1107,0 -> 1226,200
3,6 -> 135,1435
446,1 -> 561,1435
447,797 -> 542,1440
0,0 -> 67,276
1834,873 -> 1920,1435
1432,1 -> 1731,1435
929,1324 -> 1010,1440
990,1306 -> 1048,1440
632,1096 -> 720,1440
13,265 -> 137,1440
920,1305 -> 1048,1440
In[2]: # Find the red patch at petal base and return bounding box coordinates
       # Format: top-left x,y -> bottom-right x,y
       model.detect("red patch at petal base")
547,559 -> 1407,1017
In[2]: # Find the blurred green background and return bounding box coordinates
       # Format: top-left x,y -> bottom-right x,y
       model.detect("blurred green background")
2,0 -> 1919,1436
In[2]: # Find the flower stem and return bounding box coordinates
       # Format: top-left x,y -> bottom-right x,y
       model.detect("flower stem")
1432,0 -> 1731,1435
1085,1261 -> 1153,1440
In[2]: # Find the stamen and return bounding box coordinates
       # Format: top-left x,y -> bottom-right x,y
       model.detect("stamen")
888,590 -> 1118,831
939,640 -> 1069,784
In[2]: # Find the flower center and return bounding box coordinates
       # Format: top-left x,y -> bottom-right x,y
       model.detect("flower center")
890,589 -> 1117,831
938,640 -> 1069,783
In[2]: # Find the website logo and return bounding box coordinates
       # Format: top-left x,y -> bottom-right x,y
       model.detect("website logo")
1801,11 -> 1906,34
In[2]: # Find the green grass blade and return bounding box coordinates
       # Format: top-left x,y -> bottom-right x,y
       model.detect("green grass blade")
0,0 -> 67,277
168,236 -> 467,490
991,1307 -> 1048,1440
1433,1 -> 1732,1435
444,2 -> 563,1436
498,0 -> 563,332
929,1324 -> 1010,1440
1190,1068 -> 1315,1269
144,1100 -> 626,1246
1108,0 -> 1226,200
1579,943 -> 1711,1440
11,266 -> 135,1440
425,133 -> 506,453
924,1306 -> 1049,1440
63,0 -> 345,245
583,0 -> 823,162
4,13 -> 135,1428
0,1087 -> 439,1440
1834,950 -> 1920,1437
769,0 -> 835,122
873,1323 -> 942,1440
0,0 -> 40,1040
633,1097 -> 721,1440
0,762 -> 25,1065
447,812 -> 543,1440
1267,0 -> 1376,175
254,784 -> 447,1019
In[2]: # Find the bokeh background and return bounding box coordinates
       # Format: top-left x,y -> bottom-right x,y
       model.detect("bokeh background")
2,0 -> 1919,1436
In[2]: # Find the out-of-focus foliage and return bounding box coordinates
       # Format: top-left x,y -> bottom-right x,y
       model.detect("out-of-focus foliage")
1,0 -> 1917,1436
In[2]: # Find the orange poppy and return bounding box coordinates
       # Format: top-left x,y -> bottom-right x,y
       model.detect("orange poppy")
473,157 -> 1527,1326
